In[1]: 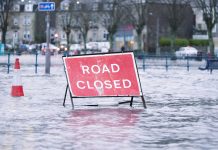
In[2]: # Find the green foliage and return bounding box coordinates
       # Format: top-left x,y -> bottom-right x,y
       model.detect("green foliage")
189,39 -> 209,46
175,38 -> 189,46
159,38 -> 171,46
160,37 -> 209,47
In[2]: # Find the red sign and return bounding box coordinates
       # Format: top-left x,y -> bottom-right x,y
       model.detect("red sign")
63,53 -> 141,97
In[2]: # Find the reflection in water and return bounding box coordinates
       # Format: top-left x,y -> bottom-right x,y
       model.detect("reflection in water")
63,108 -> 144,149
68,108 -> 143,127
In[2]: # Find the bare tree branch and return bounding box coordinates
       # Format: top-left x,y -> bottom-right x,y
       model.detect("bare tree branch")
195,0 -> 218,56
0,0 -> 14,44
162,0 -> 191,52
99,0 -> 125,52
60,3 -> 74,54
72,2 -> 97,52
123,0 -> 147,50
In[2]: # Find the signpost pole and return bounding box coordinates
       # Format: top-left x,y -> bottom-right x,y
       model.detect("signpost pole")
45,10 -> 51,74
38,1 -> 55,74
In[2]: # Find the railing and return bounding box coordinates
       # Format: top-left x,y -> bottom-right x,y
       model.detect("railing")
0,51 -> 211,74
0,52 -> 11,74
0,51 -> 41,74
134,53 -> 208,72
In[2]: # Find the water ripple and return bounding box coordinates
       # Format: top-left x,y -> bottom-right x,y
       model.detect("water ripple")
1,66 -> 218,149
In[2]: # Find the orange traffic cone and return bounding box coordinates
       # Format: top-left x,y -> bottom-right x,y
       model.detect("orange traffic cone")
11,58 -> 24,97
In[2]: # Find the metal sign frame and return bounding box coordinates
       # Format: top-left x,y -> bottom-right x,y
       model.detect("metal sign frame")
62,52 -> 146,109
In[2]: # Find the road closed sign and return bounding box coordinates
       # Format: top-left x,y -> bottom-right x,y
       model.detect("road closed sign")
63,52 -> 142,97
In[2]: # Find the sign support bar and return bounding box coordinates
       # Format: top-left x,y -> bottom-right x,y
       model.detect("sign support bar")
63,84 -> 74,109
63,84 -> 146,109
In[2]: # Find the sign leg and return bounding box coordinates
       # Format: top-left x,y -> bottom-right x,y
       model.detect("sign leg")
63,84 -> 69,107
69,92 -> 74,110
130,96 -> 134,107
141,96 -> 147,108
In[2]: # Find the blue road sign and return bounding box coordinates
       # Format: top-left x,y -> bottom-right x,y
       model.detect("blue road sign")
38,2 -> 55,11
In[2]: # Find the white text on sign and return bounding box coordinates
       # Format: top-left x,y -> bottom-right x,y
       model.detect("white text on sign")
81,64 -> 120,74
76,64 -> 132,90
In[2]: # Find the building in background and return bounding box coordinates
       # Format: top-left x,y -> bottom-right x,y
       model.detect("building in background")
1,0 -> 202,53
7,0 -> 39,48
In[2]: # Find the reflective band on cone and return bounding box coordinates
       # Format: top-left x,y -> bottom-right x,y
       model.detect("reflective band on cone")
11,86 -> 24,97
11,58 -> 24,97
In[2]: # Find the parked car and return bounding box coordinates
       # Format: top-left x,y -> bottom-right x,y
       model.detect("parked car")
175,46 -> 198,59
16,44 -> 29,55
5,44 -> 13,51
28,44 -> 37,53
41,43 -> 60,55
70,44 -> 82,55
215,47 -> 218,57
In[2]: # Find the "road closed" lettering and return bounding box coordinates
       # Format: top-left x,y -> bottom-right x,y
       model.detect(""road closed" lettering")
76,79 -> 131,89
81,64 -> 120,74
76,64 -> 131,90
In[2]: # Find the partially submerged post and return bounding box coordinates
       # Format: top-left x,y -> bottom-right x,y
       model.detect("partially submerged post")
38,1 -> 55,74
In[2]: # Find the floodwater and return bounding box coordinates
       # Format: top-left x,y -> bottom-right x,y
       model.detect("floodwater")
0,55 -> 218,150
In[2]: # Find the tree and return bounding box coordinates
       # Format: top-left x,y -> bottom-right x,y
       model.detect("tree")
163,0 -> 191,54
60,2 -> 76,55
100,0 -> 124,52
125,0 -> 147,51
0,0 -> 14,44
61,11 -> 73,54
72,2 -> 97,52
195,0 -> 218,56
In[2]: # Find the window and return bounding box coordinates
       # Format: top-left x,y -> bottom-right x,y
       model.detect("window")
104,3 -> 113,10
62,32 -> 66,39
23,31 -> 30,39
197,23 -> 202,30
25,4 -> 33,12
74,3 -> 82,11
23,16 -> 31,25
78,33 -> 81,40
93,31 -> 97,41
20,5 -> 25,12
103,32 -> 108,40
13,4 -> 20,12
136,0 -> 146,3
212,25 -> 217,33
93,3 -> 98,11
13,31 -> 19,43
13,18 -> 18,25
61,2 -> 69,10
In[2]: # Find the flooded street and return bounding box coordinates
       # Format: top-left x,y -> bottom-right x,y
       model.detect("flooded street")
0,56 -> 218,150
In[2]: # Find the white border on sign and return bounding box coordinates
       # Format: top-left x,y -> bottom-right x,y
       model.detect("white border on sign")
63,52 -> 142,97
